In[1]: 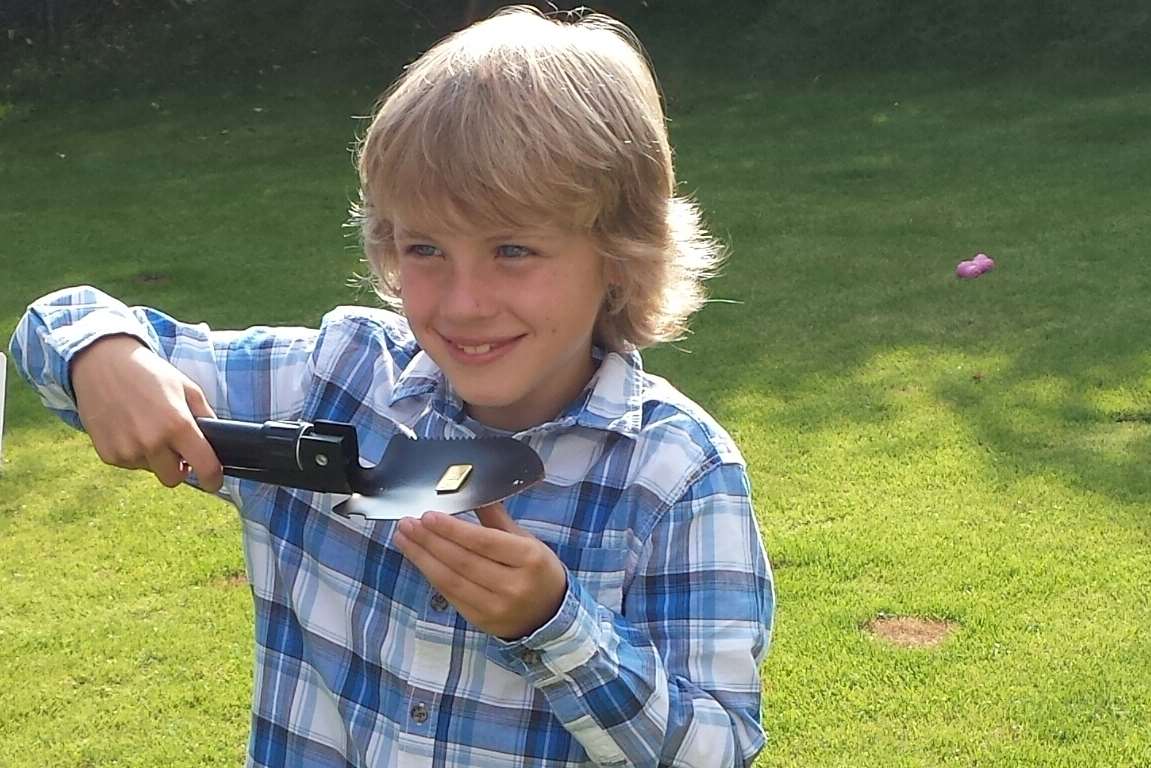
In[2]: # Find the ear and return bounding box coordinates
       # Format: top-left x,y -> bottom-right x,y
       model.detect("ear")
602,257 -> 623,290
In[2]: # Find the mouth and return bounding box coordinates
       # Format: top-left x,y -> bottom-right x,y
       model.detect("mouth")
438,332 -> 525,363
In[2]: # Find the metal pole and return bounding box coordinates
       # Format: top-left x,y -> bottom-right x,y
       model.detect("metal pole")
0,351 -> 7,464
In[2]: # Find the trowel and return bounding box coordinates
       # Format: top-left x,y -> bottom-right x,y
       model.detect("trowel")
196,417 -> 544,520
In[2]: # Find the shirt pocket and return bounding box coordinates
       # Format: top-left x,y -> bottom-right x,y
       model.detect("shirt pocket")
545,540 -> 631,615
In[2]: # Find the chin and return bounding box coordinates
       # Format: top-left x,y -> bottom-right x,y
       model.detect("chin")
453,384 -> 521,410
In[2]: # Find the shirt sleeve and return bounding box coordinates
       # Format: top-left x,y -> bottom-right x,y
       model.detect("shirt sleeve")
494,461 -> 775,767
7,284 -> 321,499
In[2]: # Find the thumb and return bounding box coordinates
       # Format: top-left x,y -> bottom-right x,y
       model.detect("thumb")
474,502 -> 523,535
180,382 -> 223,492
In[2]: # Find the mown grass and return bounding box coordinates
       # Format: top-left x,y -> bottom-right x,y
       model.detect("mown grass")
2,61 -> 1150,766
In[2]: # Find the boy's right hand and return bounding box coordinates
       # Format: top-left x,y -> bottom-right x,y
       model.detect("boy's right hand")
71,335 -> 224,492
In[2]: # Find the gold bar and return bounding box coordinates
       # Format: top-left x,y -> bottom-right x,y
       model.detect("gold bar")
435,464 -> 473,494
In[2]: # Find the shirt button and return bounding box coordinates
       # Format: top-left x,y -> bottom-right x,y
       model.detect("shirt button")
430,593 -> 450,612
410,702 -> 429,724
521,649 -> 541,666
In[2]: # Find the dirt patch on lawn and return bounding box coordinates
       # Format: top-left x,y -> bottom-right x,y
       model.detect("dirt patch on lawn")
865,615 -> 958,648
213,571 -> 249,589
133,272 -> 171,286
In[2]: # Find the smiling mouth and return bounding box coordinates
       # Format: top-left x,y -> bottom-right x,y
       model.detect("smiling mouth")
441,333 -> 524,357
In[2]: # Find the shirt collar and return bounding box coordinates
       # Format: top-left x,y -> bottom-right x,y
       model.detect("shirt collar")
560,347 -> 644,438
389,349 -> 443,404
388,346 -> 644,439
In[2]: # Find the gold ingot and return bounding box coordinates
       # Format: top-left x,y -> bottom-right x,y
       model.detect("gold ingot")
435,464 -> 473,494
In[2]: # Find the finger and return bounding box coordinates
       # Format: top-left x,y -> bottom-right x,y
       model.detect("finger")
474,502 -> 523,535
394,526 -> 496,609
147,446 -> 189,488
184,382 -> 217,420
401,518 -> 514,592
421,511 -> 533,566
170,416 -> 224,493
89,433 -> 145,470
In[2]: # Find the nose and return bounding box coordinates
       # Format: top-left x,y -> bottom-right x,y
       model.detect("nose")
440,261 -> 499,321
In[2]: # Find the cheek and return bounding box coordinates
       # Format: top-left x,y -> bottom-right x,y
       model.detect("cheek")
532,290 -> 603,341
397,267 -> 433,310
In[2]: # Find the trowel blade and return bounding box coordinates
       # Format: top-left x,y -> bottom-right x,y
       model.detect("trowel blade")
334,435 -> 544,520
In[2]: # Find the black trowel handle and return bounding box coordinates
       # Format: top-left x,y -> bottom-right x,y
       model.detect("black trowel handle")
196,417 -> 360,493
197,417 -> 302,469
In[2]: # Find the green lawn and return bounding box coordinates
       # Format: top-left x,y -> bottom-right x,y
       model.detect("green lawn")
2,66 -> 1150,767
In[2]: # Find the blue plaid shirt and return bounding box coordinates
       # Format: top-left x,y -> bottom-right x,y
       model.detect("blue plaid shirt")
11,285 -> 774,767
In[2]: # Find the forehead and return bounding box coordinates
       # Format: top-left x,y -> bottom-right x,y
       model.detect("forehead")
385,192 -> 591,240
392,216 -> 570,241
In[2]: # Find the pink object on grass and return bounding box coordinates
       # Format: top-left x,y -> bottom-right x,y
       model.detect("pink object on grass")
955,252 -> 995,279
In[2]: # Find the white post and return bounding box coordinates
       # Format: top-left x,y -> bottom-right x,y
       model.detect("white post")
0,351 -> 6,464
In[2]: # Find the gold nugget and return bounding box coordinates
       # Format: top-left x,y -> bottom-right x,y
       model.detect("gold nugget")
435,464 -> 473,494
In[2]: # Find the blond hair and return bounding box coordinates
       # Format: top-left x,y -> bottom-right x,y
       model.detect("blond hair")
353,5 -> 723,351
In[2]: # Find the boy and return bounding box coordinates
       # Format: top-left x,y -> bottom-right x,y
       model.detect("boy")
10,6 -> 773,767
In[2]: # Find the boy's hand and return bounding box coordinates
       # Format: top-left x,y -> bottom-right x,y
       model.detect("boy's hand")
394,503 -> 567,640
71,335 -> 224,492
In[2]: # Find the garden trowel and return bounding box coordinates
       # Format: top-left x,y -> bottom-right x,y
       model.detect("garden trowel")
195,417 -> 544,520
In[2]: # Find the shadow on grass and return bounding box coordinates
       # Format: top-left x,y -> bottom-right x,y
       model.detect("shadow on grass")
655,267 -> 1151,518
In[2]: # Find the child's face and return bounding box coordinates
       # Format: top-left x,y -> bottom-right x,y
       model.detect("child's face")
394,218 -> 608,431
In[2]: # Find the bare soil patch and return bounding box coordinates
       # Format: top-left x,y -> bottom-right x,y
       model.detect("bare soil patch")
865,615 -> 958,648
213,571 -> 249,589
133,272 -> 171,285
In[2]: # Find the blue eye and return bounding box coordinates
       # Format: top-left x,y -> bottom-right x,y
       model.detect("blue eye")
498,244 -> 533,259
405,244 -> 442,258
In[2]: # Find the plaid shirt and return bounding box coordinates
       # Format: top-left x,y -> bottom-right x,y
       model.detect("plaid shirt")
11,285 -> 774,768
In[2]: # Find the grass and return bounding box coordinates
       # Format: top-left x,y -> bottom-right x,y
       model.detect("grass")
2,61 -> 1151,766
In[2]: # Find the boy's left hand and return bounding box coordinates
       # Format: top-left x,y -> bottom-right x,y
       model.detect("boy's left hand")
394,503 -> 568,640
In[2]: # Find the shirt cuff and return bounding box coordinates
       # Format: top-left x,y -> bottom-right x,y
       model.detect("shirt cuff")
47,308 -> 156,399
490,565 -> 603,685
